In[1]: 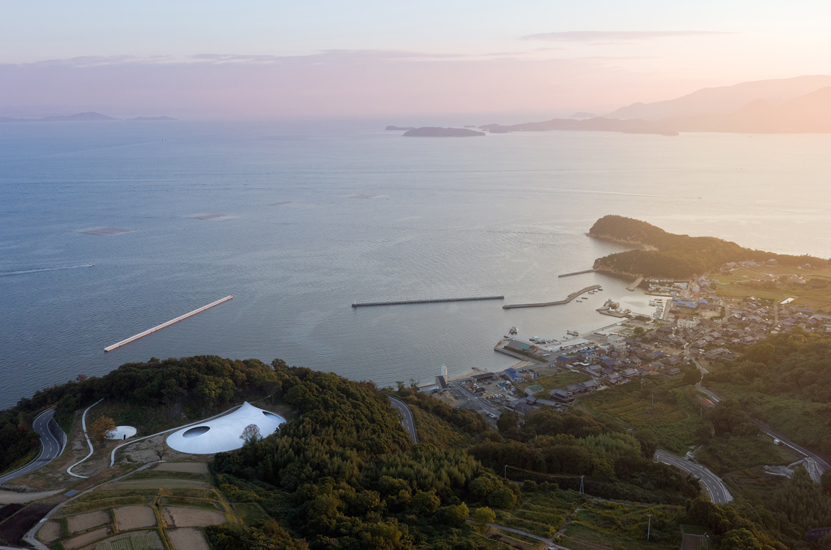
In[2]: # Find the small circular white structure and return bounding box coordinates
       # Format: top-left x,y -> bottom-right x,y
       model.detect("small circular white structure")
107,426 -> 138,440
166,402 -> 285,455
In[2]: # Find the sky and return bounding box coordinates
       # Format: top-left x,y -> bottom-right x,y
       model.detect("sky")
2,0 -> 831,119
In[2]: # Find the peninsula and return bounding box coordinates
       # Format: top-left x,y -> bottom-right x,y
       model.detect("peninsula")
589,215 -> 828,279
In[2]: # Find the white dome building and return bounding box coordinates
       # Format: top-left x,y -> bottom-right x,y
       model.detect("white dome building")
166,402 -> 285,454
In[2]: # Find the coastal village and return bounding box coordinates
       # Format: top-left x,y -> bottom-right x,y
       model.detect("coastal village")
430,258 -> 831,420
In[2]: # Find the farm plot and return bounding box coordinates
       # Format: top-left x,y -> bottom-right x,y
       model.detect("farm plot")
162,507 -> 226,527
87,530 -> 164,550
154,462 -> 209,474
68,510 -> 111,534
110,479 -> 209,490
37,520 -> 62,543
114,505 -> 157,529
168,527 -> 209,550
64,527 -> 110,549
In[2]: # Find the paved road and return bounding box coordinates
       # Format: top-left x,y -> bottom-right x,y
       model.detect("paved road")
693,359 -> 830,472
450,382 -> 501,416
751,419 -> 830,471
655,450 -> 732,504
0,409 -> 64,485
387,395 -> 418,444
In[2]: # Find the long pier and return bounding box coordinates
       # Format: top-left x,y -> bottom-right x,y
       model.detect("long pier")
104,296 -> 234,352
558,269 -> 597,278
352,295 -> 504,308
502,285 -> 601,309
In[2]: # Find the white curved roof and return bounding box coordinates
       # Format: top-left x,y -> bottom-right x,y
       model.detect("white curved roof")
166,402 -> 285,455
107,426 -> 137,440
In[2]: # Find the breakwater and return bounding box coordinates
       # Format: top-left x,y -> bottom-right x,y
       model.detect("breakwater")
104,296 -> 234,352
352,295 -> 504,308
626,277 -> 644,291
558,269 -> 596,278
502,285 -> 601,309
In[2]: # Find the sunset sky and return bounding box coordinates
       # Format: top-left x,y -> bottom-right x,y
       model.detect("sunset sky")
2,0 -> 831,118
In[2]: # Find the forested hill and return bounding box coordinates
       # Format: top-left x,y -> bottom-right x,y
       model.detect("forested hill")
589,215 -> 827,279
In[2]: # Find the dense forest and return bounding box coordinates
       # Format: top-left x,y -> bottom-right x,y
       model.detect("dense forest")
8,353 -> 831,549
589,215 -> 827,278
213,366 -> 520,550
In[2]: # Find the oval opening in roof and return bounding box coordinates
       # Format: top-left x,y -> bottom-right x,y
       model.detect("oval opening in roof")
183,426 -> 211,438
263,411 -> 282,419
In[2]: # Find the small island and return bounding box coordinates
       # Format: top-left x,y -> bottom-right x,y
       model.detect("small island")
403,127 -> 486,137
385,125 -> 416,131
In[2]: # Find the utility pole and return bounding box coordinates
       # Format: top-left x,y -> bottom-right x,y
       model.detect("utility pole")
504,464 -> 508,479
647,514 -> 652,541
651,393 -> 654,406
579,475 -> 584,494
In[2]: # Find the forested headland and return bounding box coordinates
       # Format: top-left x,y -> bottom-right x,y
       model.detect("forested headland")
7,354 -> 831,548
589,215 -> 827,279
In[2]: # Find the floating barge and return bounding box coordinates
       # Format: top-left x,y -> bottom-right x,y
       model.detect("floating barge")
105,296 -> 234,352
352,295 -> 504,308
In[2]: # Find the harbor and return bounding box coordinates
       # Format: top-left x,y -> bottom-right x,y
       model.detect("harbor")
502,285 -> 601,309
352,295 -> 504,308
104,296 -> 234,352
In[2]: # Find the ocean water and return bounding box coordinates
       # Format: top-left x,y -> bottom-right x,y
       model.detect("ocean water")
3,120 -> 831,408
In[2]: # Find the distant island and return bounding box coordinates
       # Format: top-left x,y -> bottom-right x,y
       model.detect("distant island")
589,215 -> 828,278
481,76 -> 831,135
403,127 -> 486,137
385,125 -> 416,131
0,112 -> 175,122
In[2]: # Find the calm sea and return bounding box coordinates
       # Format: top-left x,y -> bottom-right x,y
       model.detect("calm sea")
2,120 -> 831,408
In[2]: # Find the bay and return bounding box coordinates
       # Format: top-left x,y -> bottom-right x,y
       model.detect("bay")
2,120 -> 831,408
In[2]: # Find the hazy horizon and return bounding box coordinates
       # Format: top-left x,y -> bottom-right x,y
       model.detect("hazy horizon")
4,1 -> 831,119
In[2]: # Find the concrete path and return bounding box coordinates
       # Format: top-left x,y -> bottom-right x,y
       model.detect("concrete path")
0,409 -> 65,486
66,399 -> 103,478
387,395 -> 418,444
655,449 -> 732,504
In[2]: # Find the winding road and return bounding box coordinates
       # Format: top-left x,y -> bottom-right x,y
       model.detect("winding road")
0,409 -> 65,485
655,449 -> 732,504
694,358 -> 829,472
387,395 -> 418,444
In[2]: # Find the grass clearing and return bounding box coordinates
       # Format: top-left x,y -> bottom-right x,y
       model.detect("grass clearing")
162,506 -> 226,528
722,466 -> 789,503
580,384 -> 701,454
233,503 -> 270,525
696,435 -> 796,476
154,463 -> 209,474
